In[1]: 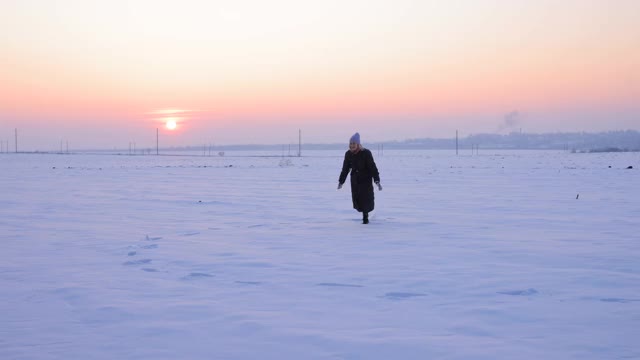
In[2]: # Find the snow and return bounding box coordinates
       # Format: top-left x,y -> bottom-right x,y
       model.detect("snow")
1,150 -> 639,359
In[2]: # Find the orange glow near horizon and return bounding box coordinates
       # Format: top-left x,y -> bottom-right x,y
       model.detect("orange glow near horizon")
1,1 -> 638,148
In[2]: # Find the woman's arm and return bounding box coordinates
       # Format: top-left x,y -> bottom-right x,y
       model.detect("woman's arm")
366,150 -> 380,183
338,152 -> 351,184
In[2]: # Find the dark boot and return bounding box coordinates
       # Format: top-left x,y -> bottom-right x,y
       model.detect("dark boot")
362,212 -> 369,224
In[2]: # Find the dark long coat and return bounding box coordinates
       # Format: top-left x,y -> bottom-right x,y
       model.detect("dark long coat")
338,148 -> 380,213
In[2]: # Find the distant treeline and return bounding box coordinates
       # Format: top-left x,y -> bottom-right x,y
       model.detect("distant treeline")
446,130 -> 640,151
199,130 -> 640,152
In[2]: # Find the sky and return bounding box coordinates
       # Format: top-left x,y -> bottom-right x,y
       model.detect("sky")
1,0 -> 639,150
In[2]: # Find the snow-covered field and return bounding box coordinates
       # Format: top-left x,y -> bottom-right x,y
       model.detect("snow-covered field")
1,150 -> 639,359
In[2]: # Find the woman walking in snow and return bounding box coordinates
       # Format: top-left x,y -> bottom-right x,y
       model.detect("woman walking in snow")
338,132 -> 382,224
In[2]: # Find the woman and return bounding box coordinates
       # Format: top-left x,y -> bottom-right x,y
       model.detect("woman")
338,132 -> 382,224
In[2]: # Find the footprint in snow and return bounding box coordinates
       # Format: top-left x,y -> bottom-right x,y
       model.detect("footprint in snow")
235,281 -> 262,285
145,236 -> 162,241
182,272 -> 214,280
600,298 -> 640,303
497,288 -> 538,296
123,259 -> 152,266
181,232 -> 200,237
383,292 -> 427,300
316,283 -> 364,288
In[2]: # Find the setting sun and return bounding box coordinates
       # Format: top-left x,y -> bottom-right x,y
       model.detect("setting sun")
165,119 -> 177,130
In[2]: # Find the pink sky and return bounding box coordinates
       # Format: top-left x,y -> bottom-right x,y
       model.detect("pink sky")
1,0 -> 638,150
